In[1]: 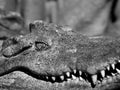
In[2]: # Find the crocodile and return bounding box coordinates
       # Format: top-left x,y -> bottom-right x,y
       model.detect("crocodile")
0,21 -> 120,90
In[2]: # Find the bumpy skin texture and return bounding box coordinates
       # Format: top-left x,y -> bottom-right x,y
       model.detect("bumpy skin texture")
0,21 -> 120,90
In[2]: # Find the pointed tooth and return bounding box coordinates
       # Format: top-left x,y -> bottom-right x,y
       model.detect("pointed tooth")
118,60 -> 120,63
60,75 -> 64,81
91,75 -> 97,84
46,76 -> 49,80
79,71 -> 82,75
101,70 -> 105,78
72,75 -> 77,80
107,76 -> 111,79
67,79 -> 71,81
66,72 -> 70,77
111,64 -> 115,69
52,76 -> 56,81
116,68 -> 120,74
73,69 -> 77,74
79,77 -> 84,80
107,66 -> 110,70
111,73 -> 115,76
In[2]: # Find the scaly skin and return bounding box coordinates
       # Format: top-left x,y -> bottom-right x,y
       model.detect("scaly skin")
0,21 -> 120,90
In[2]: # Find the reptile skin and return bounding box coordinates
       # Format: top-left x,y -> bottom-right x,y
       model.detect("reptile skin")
0,21 -> 120,90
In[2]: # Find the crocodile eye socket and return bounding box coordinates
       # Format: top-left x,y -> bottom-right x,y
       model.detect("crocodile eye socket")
35,41 -> 50,51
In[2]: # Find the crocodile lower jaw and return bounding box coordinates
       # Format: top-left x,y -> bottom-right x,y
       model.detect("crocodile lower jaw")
1,60 -> 120,90
0,71 -> 120,90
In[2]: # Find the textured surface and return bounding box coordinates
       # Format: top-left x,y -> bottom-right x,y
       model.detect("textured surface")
0,21 -> 120,90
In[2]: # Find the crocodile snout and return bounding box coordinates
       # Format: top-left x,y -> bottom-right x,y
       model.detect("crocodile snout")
1,36 -> 33,57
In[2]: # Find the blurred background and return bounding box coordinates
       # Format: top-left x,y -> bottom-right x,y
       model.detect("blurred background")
0,0 -> 119,39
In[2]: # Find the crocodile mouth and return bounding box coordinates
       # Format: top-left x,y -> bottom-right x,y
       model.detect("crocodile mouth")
1,36 -> 120,89
1,59 -> 120,89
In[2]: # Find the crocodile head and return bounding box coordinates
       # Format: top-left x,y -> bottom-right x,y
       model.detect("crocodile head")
0,21 -> 120,90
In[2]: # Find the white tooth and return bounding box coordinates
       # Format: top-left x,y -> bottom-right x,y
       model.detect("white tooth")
72,75 -> 77,80
91,75 -> 97,84
107,76 -> 111,79
116,68 -> 120,74
73,69 -> 77,74
111,73 -> 115,76
52,77 -> 56,81
107,66 -> 110,70
66,72 -> 70,77
46,76 -> 49,79
60,75 -> 64,80
67,79 -> 71,81
101,70 -> 105,77
111,64 -> 115,69
118,60 -> 120,63
79,71 -> 82,75
79,77 -> 84,80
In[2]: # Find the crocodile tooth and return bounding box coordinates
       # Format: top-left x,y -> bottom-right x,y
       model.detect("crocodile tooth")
66,72 -> 70,77
111,64 -> 115,70
67,79 -> 71,81
79,77 -> 84,80
52,76 -> 56,81
60,75 -> 64,81
118,60 -> 120,63
116,68 -> 120,74
107,76 -> 111,78
101,70 -> 105,78
72,75 -> 77,80
73,69 -> 77,74
46,76 -> 49,80
107,66 -> 110,70
79,71 -> 82,75
111,73 -> 115,76
91,75 -> 97,84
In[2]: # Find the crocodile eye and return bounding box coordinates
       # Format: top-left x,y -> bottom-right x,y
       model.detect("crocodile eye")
35,41 -> 50,51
